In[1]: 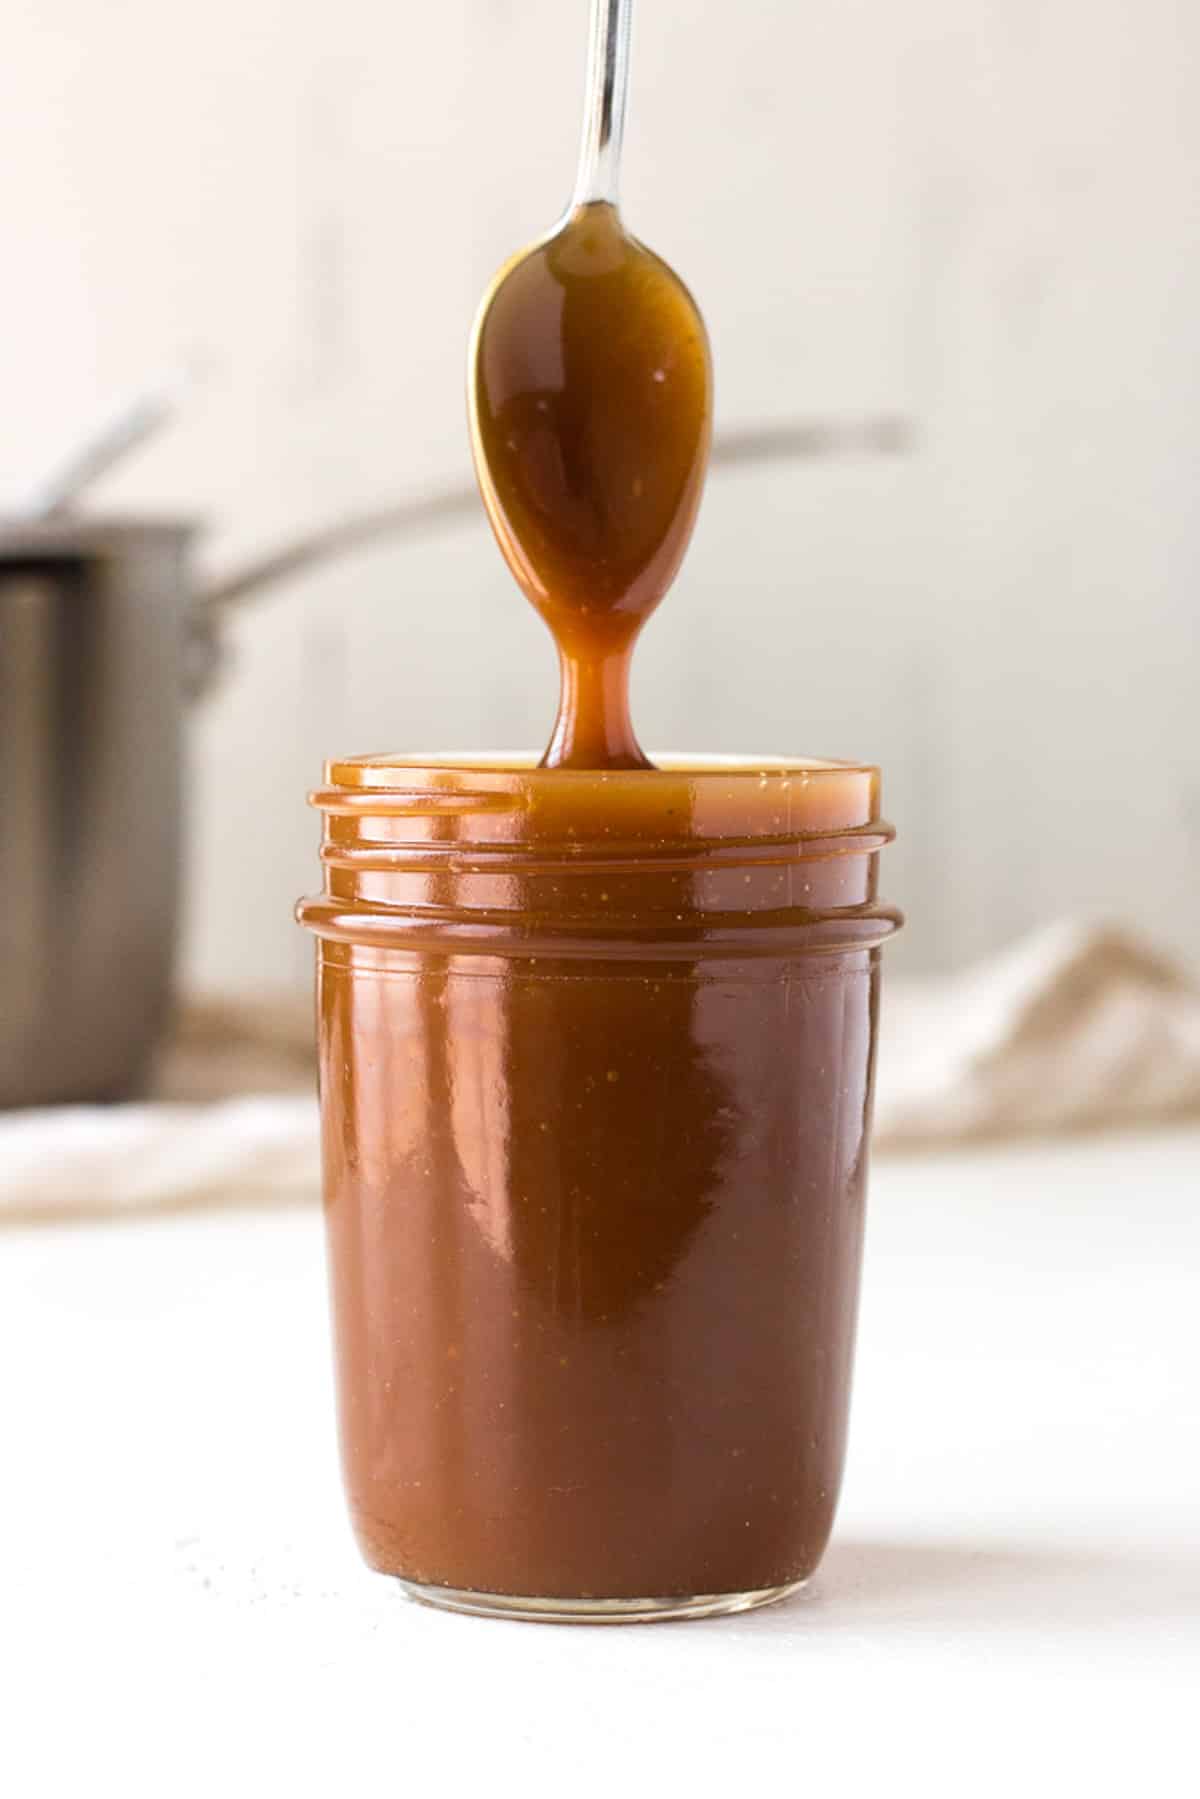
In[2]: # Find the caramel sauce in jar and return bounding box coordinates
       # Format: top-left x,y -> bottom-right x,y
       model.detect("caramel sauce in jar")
300,757 -> 900,1614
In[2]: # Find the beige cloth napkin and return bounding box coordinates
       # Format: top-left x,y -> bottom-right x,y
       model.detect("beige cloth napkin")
875,919 -> 1200,1146
0,1096 -> 320,1224
2,920 -> 1197,1219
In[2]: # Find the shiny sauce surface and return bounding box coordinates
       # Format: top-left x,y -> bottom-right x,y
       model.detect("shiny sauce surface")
471,201 -> 711,768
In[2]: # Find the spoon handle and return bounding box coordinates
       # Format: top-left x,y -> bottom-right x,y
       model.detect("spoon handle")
571,0 -> 633,209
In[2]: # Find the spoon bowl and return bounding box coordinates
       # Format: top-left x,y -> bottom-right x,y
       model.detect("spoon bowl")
470,201 -> 711,639
467,0 -> 712,769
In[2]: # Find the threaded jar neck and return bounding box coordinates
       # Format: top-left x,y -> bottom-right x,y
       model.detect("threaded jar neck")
298,753 -> 901,961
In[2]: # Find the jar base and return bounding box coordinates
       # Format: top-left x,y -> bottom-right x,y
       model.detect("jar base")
396,1576 -> 808,1625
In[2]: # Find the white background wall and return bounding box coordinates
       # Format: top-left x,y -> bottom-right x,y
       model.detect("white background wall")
3,0 -> 1197,994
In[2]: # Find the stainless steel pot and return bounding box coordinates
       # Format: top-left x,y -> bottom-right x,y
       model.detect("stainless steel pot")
0,518 -> 208,1106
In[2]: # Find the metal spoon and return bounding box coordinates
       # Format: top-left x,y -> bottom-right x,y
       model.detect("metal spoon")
468,0 -> 713,769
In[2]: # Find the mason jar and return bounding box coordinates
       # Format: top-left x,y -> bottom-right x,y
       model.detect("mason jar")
298,753 -> 900,1622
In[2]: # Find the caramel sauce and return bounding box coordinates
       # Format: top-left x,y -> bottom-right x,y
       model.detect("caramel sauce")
470,201 -> 712,769
300,162 -> 900,1613
304,758 -> 899,1604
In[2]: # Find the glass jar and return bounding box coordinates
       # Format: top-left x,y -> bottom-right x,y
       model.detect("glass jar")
298,753 -> 900,1622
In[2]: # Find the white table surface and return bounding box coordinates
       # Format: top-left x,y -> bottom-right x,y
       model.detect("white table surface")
3,1127 -> 1198,1797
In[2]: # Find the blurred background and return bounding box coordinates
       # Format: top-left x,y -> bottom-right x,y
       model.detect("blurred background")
3,10 -> 1199,1757
3,0 -> 1197,1013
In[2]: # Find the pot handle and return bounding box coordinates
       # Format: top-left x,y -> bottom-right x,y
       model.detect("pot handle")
188,416 -> 910,700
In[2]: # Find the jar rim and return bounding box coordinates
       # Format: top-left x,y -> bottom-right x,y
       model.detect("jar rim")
326,750 -> 873,782
301,751 -> 900,957
314,751 -> 885,844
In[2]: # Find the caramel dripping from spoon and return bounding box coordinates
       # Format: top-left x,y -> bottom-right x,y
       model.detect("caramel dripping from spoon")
468,2 -> 712,770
